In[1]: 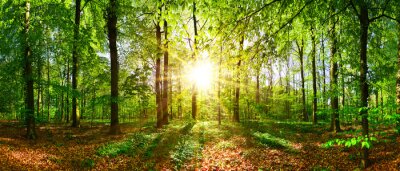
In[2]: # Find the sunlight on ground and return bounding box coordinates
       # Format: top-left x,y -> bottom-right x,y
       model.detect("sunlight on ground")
188,61 -> 214,90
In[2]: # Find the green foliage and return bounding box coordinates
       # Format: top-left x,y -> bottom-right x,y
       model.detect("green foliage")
97,132 -> 157,157
323,136 -> 378,149
170,136 -> 196,170
253,131 -> 291,149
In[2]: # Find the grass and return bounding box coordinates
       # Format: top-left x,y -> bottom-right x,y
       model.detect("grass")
96,132 -> 158,157
253,131 -> 292,149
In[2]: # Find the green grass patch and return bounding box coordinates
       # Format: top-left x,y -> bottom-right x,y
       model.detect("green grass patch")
96,132 -> 159,157
253,131 -> 292,149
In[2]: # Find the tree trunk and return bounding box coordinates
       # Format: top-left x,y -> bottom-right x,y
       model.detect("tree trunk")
218,46 -> 222,125
233,35 -> 244,123
66,61 -> 70,123
358,1 -> 369,168
328,3 -> 340,132
286,55 -> 291,118
178,64 -> 182,119
71,0 -> 81,127
192,1 -> 198,120
24,0 -> 36,139
47,45 -> 50,122
321,33 -> 326,109
297,38 -> 307,121
340,52 -> 345,109
155,4 -> 163,128
36,58 -> 42,119
311,26 -> 317,124
60,71 -> 65,122
396,22 -> 400,129
169,70 -> 173,120
162,19 -> 169,125
256,73 -> 260,104
108,0 -> 120,134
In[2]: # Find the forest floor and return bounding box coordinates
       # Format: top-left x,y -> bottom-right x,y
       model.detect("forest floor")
0,119 -> 400,170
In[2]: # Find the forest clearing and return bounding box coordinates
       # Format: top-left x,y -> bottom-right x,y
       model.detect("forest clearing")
0,120 -> 400,170
2,0 -> 400,170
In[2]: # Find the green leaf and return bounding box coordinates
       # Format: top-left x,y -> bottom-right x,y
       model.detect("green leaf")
361,141 -> 370,149
351,138 -> 357,146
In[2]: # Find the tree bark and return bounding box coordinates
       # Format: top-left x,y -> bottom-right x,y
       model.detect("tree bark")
155,4 -> 163,128
107,0 -> 120,134
162,19 -> 169,125
47,44 -> 50,122
329,3 -> 340,132
218,46 -> 222,125
37,58 -> 42,118
178,64 -> 182,119
256,73 -> 260,104
359,2 -> 370,168
24,0 -> 36,139
286,55 -> 291,118
71,0 -> 81,128
358,1 -> 369,168
66,61 -> 70,123
396,22 -> 400,129
192,1 -> 198,120
233,35 -> 244,123
297,38 -> 307,121
311,26 -> 317,124
321,33 -> 326,109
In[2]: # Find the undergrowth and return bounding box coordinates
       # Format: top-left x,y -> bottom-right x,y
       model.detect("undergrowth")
96,132 -> 158,157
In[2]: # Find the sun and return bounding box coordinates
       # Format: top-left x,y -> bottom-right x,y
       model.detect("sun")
188,61 -> 214,90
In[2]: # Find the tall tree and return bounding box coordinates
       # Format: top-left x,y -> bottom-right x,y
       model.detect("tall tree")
397,19 -> 400,130
191,1 -> 198,120
233,35 -> 244,122
357,1 -> 369,167
24,0 -> 36,139
329,2 -> 340,132
107,0 -> 121,134
71,0 -> 81,128
311,25 -> 317,124
155,3 -> 163,128
162,17 -> 169,125
296,38 -> 307,121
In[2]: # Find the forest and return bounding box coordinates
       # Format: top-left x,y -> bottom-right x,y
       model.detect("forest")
1,0 -> 400,170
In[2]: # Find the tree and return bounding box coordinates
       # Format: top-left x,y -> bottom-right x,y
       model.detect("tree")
71,0 -> 81,128
162,17 -> 169,125
329,2 -> 340,132
296,38 -> 307,121
107,0 -> 121,134
191,1 -> 198,120
350,0 -> 390,167
311,25 -> 317,124
155,2 -> 163,128
24,0 -> 36,139
233,35 -> 244,122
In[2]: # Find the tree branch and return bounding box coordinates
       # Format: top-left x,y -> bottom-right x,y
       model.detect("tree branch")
273,0 -> 313,35
350,0 -> 361,19
322,2 -> 351,24
238,0 -> 281,22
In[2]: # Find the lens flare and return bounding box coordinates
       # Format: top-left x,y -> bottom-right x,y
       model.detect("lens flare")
188,62 -> 213,90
